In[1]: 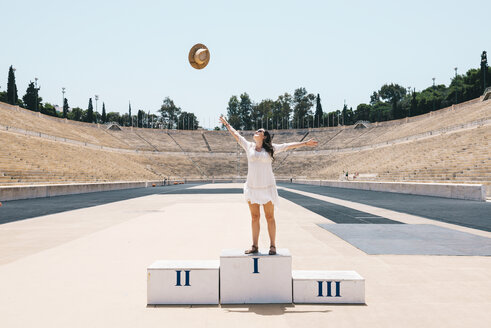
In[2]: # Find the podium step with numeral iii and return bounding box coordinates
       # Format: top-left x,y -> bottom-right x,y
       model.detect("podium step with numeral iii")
147,260 -> 219,305
220,249 -> 292,304
292,270 -> 365,304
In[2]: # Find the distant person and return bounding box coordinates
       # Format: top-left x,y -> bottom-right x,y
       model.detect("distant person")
220,116 -> 318,255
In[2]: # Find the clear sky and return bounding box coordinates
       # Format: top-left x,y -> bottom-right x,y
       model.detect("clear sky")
2,0 -> 489,129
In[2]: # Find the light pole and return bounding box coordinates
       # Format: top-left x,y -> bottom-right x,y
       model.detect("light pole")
94,95 -> 99,123
454,67 -> 458,103
406,86 -> 411,117
35,77 -> 39,112
482,51 -> 488,91
432,77 -> 435,112
62,87 -> 66,112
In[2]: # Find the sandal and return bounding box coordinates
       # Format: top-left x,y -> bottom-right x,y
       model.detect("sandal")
269,245 -> 277,255
245,245 -> 259,254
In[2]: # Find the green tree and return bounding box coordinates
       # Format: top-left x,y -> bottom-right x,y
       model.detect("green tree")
355,104 -> 371,122
481,51 -> 488,91
121,113 -> 130,126
326,110 -> 341,127
369,91 -> 380,105
68,107 -> 84,121
226,95 -> 241,129
159,97 -> 181,129
292,87 -> 315,128
148,113 -> 159,128
106,112 -> 121,123
177,111 -> 199,130
137,109 -> 144,128
7,66 -> 18,105
41,102 -> 57,117
409,90 -> 417,117
63,98 -> 69,118
253,99 -> 275,130
276,93 -> 292,129
86,98 -> 94,123
128,101 -> 132,126
370,101 -> 392,122
22,81 -> 40,111
0,90 -> 7,102
314,94 -> 323,127
459,67 -> 490,101
341,103 -> 354,125
239,93 -> 253,130
379,83 -> 406,119
271,100 -> 284,129
101,102 -> 106,123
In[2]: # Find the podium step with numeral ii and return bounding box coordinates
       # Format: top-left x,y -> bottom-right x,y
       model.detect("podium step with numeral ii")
147,260 -> 220,305
292,270 -> 365,304
220,249 -> 292,304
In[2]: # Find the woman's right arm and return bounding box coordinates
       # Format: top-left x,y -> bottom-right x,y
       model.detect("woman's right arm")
219,116 -> 239,142
219,116 -> 249,149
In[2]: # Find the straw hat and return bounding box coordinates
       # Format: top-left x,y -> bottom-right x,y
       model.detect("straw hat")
188,43 -> 210,69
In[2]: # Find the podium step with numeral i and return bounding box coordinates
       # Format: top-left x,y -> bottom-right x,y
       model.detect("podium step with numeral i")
220,249 -> 292,304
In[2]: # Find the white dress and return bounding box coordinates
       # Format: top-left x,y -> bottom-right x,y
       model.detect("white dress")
237,134 -> 295,207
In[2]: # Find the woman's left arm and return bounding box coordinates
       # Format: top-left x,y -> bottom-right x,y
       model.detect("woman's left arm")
274,138 -> 318,153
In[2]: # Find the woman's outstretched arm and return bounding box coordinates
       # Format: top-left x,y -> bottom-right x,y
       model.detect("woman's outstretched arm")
219,116 -> 240,143
219,116 -> 250,150
287,138 -> 318,150
274,138 -> 318,153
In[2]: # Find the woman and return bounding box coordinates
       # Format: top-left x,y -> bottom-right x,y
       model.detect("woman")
219,116 -> 318,255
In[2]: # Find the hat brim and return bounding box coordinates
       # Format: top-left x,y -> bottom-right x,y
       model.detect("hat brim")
188,43 -> 210,69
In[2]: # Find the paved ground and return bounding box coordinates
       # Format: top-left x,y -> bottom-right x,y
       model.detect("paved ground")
319,224 -> 491,255
0,183 -> 490,327
278,183 -> 491,232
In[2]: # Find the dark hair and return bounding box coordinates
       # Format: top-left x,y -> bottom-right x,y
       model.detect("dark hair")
262,130 -> 274,161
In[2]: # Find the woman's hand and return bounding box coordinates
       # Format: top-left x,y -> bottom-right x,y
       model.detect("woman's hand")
304,138 -> 318,147
219,116 -> 228,126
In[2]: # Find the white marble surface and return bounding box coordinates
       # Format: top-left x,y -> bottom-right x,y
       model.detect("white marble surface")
220,248 -> 291,257
148,260 -> 220,270
292,270 -> 364,280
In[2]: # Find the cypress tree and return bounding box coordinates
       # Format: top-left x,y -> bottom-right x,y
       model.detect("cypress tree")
137,109 -> 144,128
7,66 -> 18,105
101,102 -> 107,123
87,98 -> 94,123
128,101 -> 132,126
63,98 -> 69,118
314,94 -> 323,127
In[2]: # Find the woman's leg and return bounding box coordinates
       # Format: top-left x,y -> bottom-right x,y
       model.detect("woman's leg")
247,201 -> 261,246
263,201 -> 276,247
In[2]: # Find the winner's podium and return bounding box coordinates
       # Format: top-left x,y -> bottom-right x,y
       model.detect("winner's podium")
147,248 -> 365,305
220,249 -> 292,304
